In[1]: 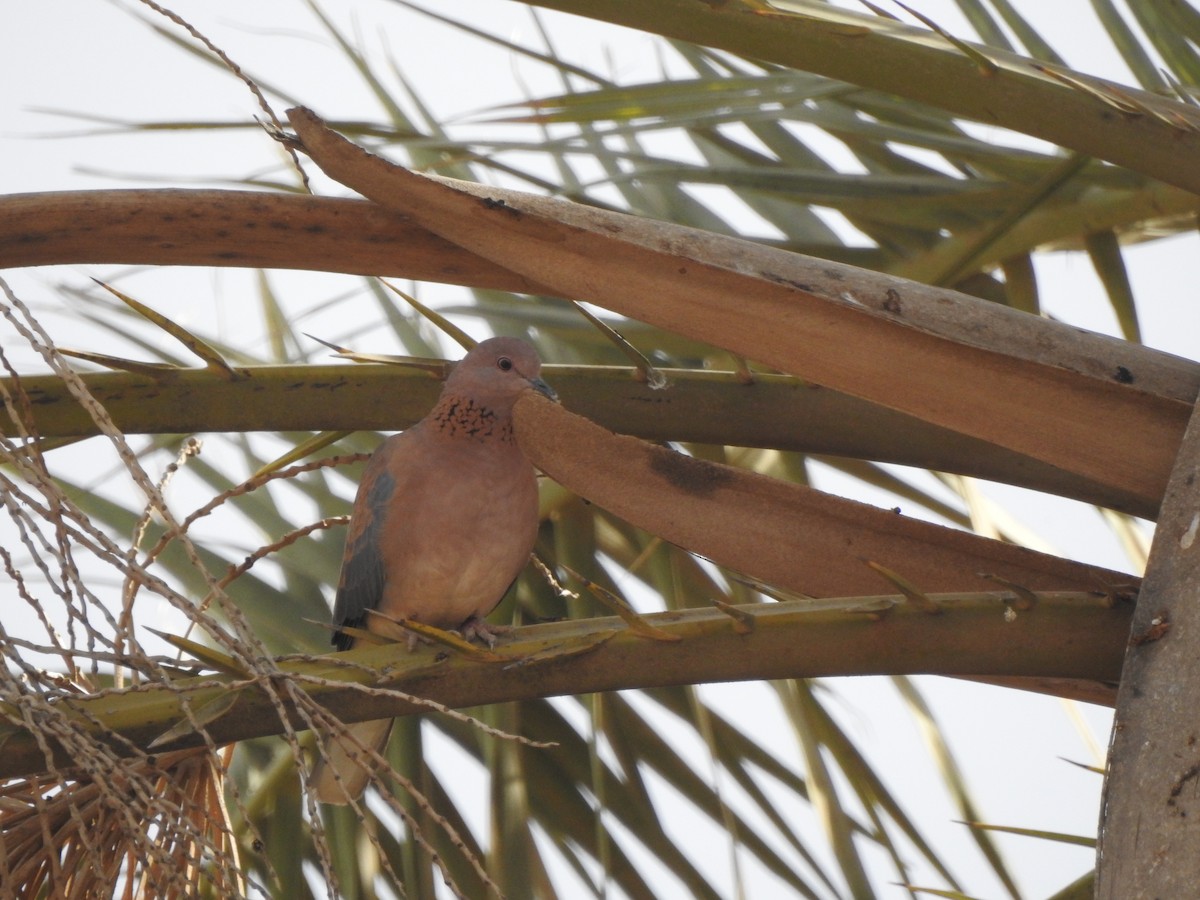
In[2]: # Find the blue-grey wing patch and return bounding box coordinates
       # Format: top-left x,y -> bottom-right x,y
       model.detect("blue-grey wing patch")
331,466 -> 394,650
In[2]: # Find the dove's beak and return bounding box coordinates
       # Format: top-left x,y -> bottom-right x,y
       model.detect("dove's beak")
529,376 -> 558,403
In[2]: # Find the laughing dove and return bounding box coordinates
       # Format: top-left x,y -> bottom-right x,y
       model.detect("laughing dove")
312,337 -> 555,804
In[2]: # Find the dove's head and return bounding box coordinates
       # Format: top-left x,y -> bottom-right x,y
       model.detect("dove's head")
444,337 -> 557,411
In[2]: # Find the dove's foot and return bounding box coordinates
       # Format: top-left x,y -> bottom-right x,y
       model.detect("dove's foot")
458,616 -> 512,649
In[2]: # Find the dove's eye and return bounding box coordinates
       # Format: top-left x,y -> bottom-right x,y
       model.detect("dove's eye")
497,357 -> 514,371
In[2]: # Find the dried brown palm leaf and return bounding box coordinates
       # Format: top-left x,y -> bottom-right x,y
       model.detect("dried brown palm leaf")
0,746 -> 244,900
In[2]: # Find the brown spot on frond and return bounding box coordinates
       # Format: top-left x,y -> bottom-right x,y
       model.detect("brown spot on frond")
648,447 -> 734,496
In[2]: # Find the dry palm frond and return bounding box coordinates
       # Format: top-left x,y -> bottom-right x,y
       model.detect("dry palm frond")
0,746 -> 243,899
0,281 -> 260,898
